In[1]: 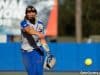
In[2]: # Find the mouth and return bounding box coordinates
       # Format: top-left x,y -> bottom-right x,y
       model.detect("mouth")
29,17 -> 34,19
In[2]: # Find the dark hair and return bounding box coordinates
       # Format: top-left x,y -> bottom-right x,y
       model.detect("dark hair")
25,5 -> 37,14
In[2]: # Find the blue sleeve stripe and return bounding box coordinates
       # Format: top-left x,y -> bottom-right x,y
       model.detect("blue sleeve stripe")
20,20 -> 29,28
38,21 -> 43,24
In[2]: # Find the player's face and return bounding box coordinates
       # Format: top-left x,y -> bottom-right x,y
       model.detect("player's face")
26,11 -> 36,20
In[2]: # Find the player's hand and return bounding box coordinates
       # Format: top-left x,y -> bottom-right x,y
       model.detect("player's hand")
47,51 -> 52,58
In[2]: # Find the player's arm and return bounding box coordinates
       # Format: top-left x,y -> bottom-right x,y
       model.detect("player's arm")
24,25 -> 50,52
36,22 -> 50,52
21,20 -> 45,39
23,26 -> 44,39
40,38 -> 50,52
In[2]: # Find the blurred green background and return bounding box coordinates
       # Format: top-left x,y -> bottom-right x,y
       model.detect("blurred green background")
58,0 -> 100,42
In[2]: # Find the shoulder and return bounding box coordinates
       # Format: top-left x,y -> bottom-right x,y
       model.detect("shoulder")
36,20 -> 45,32
20,20 -> 29,28
37,20 -> 44,28
20,20 -> 27,25
37,20 -> 43,25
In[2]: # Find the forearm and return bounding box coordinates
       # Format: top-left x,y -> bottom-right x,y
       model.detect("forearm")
26,28 -> 40,35
24,26 -> 44,39
24,26 -> 49,52
29,29 -> 50,52
40,38 -> 50,52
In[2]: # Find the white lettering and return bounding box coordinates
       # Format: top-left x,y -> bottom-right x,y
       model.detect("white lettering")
0,0 -> 26,19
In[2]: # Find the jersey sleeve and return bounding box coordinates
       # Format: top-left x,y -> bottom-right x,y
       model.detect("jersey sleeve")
37,21 -> 45,34
20,20 -> 29,29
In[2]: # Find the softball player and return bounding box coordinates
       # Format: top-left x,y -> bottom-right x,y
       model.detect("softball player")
20,5 -> 55,75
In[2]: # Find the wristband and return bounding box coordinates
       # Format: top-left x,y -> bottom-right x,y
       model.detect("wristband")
42,44 -> 50,52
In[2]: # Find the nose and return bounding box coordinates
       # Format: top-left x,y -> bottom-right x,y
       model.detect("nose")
30,12 -> 36,16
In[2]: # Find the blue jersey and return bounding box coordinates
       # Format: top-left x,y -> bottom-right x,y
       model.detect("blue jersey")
20,19 -> 44,51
